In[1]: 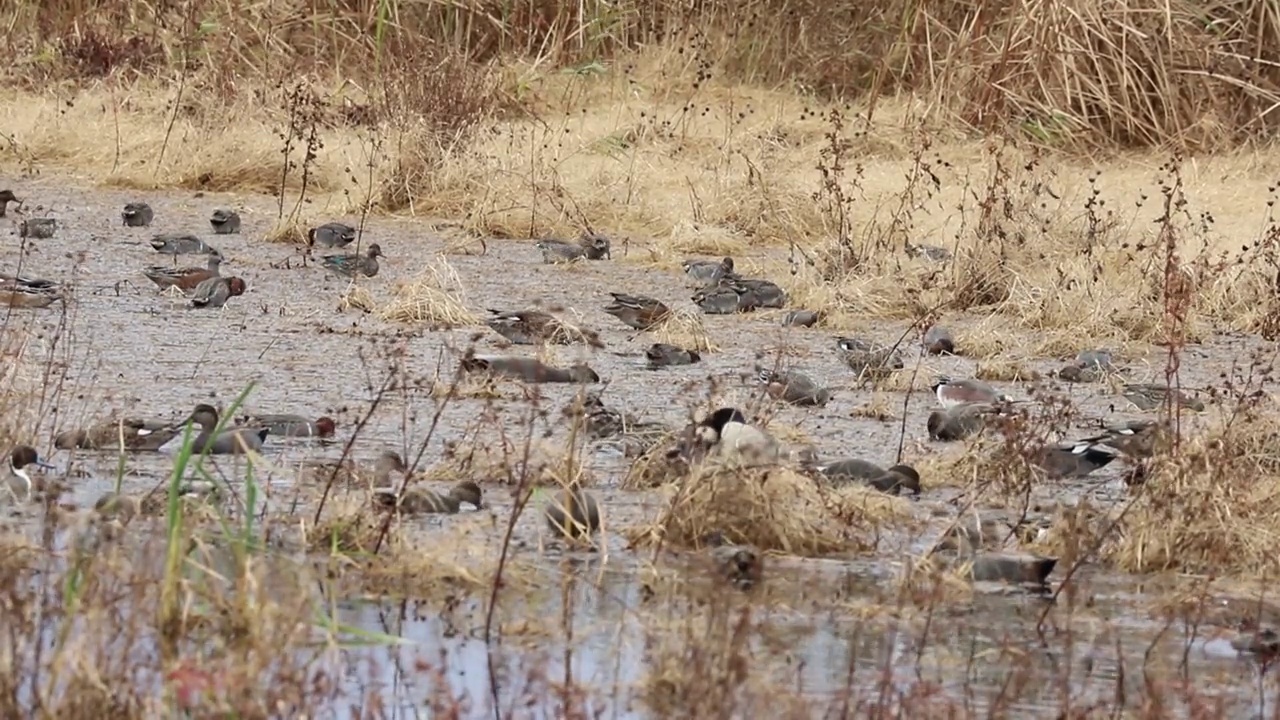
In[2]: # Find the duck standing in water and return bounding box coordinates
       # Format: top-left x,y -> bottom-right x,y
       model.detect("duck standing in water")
5,445 -> 56,502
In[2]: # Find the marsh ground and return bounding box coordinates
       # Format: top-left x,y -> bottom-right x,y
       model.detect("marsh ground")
5,1 -> 1280,713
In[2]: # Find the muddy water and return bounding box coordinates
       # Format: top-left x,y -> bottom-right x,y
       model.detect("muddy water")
0,177 -> 1275,716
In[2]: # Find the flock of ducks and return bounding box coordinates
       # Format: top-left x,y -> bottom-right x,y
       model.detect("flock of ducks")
0,193 -> 1215,589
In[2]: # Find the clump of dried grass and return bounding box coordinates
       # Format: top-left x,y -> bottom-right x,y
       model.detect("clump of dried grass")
426,437 -> 596,488
264,220 -> 308,245
379,256 -> 479,328
1104,407 -> 1280,577
629,460 -> 898,556
651,307 -> 715,353
338,284 -> 375,313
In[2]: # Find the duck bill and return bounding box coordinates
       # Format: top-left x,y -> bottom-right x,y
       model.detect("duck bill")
34,457 -> 55,470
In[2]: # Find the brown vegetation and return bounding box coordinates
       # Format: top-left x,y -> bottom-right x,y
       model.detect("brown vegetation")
4,0 -> 1280,715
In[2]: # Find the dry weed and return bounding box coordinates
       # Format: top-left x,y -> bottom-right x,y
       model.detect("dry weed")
379,256 -> 479,328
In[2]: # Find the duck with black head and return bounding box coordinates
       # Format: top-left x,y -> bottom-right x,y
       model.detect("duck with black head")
695,407 -> 782,464
6,445 -> 55,502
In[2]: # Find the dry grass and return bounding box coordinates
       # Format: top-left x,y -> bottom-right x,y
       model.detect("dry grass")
379,255 -> 480,327
629,460 -> 909,556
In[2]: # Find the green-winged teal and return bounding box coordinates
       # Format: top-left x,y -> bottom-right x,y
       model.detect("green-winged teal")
811,458 -> 921,496
308,222 -> 356,248
151,233 -> 218,256
210,209 -> 242,235
694,407 -> 782,463
731,277 -> 786,309
55,417 -> 183,452
927,402 -> 998,441
303,449 -> 406,487
0,190 -> 19,217
967,552 -> 1057,585
782,309 -> 821,327
536,233 -> 611,263
933,377 -> 1011,408
758,368 -> 832,407
545,487 -> 601,539
923,325 -> 955,355
904,240 -> 952,262
701,533 -> 763,590
144,254 -> 222,292
166,404 -> 268,455
1230,624 -> 1280,659
190,276 -> 246,308
1121,383 -> 1205,412
1079,419 -> 1166,459
242,414 -> 336,439
1077,348 -> 1114,369
374,480 -> 483,514
5,445 -> 55,502
0,275 -> 62,309
682,257 -> 734,283
323,244 -> 382,278
604,292 -> 672,330
122,202 -> 154,227
692,282 -> 742,314
1035,439 -> 1120,478
486,309 -> 605,348
460,354 -> 600,384
645,342 -> 700,368
1056,364 -> 1103,383
19,218 -> 56,239
564,392 -> 670,456
834,336 -> 904,380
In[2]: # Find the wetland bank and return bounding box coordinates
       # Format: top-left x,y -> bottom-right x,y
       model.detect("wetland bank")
5,0 -> 1280,716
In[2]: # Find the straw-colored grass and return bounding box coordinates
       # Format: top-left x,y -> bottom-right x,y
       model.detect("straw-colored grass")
628,460 -> 908,556
379,255 -> 480,327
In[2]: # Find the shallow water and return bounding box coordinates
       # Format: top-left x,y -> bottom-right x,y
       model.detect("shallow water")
0,177 -> 1276,716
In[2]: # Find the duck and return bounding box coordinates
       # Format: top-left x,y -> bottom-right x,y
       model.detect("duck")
1035,439 -> 1120,478
927,402 -> 1000,441
730,277 -> 787,309
164,404 -> 268,455
1078,419 -> 1167,459
834,337 -> 904,380
1121,383 -> 1205,412
485,309 -> 604,348
210,209 -> 241,235
682,257 -> 734,283
19,218 -> 56,239
308,222 -> 357,248
691,282 -> 742,314
303,449 -> 406,487
55,417 -> 183,451
374,480 -> 483,514
5,445 -> 55,502
645,343 -> 700,368
143,254 -> 222,292
757,368 -> 832,407
904,240 -> 952,262
564,393 -> 670,456
932,377 -> 1010,408
782,309 -> 821,327
1055,364 -> 1104,383
460,354 -> 600,384
323,244 -> 383,279
150,233 -> 218,256
701,532 -> 763,590
122,202 -> 154,227
536,233 -> 611,263
603,292 -> 672,330
923,325 -> 956,355
242,414 -> 337,439
0,190 -> 19,217
1076,348 -> 1114,370
544,486 -> 601,539
190,276 -> 246,308
810,458 -> 922,496
0,275 -> 62,309
967,552 -> 1058,585
693,407 -> 781,463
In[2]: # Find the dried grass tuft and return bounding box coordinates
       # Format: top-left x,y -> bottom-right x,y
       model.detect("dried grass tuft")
379,256 -> 479,328
629,460 -> 894,556
651,307 -> 716,353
